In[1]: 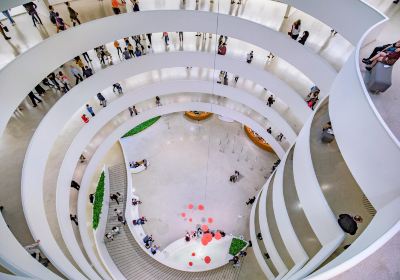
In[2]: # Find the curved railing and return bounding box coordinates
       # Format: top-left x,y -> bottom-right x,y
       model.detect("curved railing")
77,100 -> 280,274
0,10 -> 335,136
0,212 -> 61,280
25,76 -> 285,280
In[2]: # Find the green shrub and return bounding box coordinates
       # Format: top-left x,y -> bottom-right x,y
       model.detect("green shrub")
229,238 -> 248,256
92,171 -> 105,230
122,116 -> 161,138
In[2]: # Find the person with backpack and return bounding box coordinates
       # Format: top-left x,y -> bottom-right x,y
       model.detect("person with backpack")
65,2 -> 81,26
55,12 -> 70,32
48,5 -> 57,25
218,43 -> 227,55
97,92 -> 107,107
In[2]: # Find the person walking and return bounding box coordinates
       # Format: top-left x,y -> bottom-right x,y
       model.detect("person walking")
82,52 -> 92,63
128,107 -> 134,117
48,5 -> 57,25
146,33 -> 152,45
89,193 -> 95,204
34,84 -> 46,96
65,2 -> 81,26
28,91 -> 42,107
289,19 -> 301,40
131,0 -> 140,12
267,95 -> 275,107
162,32 -> 169,46
70,66 -> 83,85
178,31 -> 184,44
132,105 -> 138,115
70,214 -> 78,226
86,104 -> 95,116
134,47 -> 142,57
267,127 -> 272,134
71,180 -> 80,191
74,56 -> 85,71
0,22 -> 11,40
97,92 -> 107,107
246,50 -> 254,63
48,72 -> 61,90
245,196 -> 256,205
114,40 -> 123,58
23,2 -> 43,27
110,193 -> 119,204
2,10 -> 16,26
276,133 -> 284,141
58,71 -> 70,92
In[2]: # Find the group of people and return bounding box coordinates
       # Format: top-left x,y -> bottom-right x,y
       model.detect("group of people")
288,19 -> 310,45
229,170 -> 240,183
133,216 -> 147,225
143,234 -> 160,254
105,226 -> 121,241
129,159 -> 148,169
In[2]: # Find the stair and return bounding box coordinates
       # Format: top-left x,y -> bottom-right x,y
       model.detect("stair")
105,163 -> 243,280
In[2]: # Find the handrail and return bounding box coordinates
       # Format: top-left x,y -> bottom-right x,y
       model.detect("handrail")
0,10 -> 333,136
0,212 -> 61,280
22,52 -> 298,280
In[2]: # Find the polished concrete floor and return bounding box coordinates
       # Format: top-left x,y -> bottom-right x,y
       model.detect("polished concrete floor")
0,0 -> 351,72
120,113 -> 278,248
310,101 -> 374,265
0,0 -> 397,278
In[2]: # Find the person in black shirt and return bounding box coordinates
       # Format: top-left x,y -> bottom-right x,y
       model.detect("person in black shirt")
23,2 -> 42,27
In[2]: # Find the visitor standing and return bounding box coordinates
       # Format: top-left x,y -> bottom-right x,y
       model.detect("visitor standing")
2,10 -> 16,25
70,66 -> 83,85
97,92 -> 107,107
289,19 -> 301,40
114,40 -> 123,58
86,104 -> 95,117
111,0 -> 125,14
28,91 -> 42,107
162,32 -> 170,46
23,2 -> 43,27
267,95 -> 275,107
246,50 -> 254,63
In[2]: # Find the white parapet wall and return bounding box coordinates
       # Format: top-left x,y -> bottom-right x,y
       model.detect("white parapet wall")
0,10 -> 334,136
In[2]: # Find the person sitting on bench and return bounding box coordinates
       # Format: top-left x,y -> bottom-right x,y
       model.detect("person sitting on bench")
365,46 -> 400,71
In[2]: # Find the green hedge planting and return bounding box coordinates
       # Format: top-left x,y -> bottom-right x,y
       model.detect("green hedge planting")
92,171 -> 105,230
121,116 -> 161,138
229,238 -> 248,256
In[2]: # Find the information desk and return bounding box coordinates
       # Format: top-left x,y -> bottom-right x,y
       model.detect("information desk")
244,126 -> 274,153
184,111 -> 213,121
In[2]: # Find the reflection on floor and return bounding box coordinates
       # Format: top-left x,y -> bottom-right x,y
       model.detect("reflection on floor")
121,113 -> 277,248
310,101 -> 375,266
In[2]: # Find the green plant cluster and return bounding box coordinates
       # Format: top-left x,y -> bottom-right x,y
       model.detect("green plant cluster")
229,238 -> 248,256
122,116 -> 161,138
92,171 -> 105,230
